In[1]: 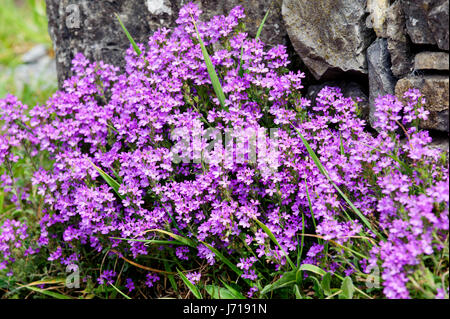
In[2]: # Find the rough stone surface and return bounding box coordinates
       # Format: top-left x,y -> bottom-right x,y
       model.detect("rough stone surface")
401,0 -> 436,45
429,137 -> 450,155
386,1 -> 413,77
414,52 -> 450,70
45,0 -> 286,88
401,0 -> 449,50
282,0 -> 373,80
395,76 -> 449,132
367,38 -> 397,127
366,0 -> 390,37
427,0 -> 449,50
306,81 -> 370,120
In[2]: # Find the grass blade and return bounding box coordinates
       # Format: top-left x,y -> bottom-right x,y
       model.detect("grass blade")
253,218 -> 296,270
191,17 -> 227,111
255,7 -> 271,40
23,286 -> 72,299
164,260 -> 178,293
177,268 -> 202,299
0,191 -> 4,213
339,132 -> 345,156
239,2 -> 272,77
290,122 -> 383,239
200,241 -> 246,281
296,212 -> 306,267
115,13 -> 142,56
304,180 -> 318,232
144,229 -> 196,248
110,283 -> 131,299
89,160 -> 124,200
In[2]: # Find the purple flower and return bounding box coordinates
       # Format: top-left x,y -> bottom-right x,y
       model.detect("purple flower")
145,273 -> 160,288
98,270 -> 117,285
185,271 -> 201,285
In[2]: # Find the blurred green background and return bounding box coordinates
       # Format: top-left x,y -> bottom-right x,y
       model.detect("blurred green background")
0,0 -> 57,105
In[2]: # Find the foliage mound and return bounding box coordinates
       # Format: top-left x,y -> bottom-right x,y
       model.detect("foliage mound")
0,3 -> 448,299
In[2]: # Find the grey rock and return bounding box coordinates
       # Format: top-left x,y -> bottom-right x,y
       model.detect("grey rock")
196,0 -> 286,47
401,0 -> 436,45
282,0 -> 373,80
45,0 -> 286,88
414,52 -> 449,70
5,55 -> 57,94
427,0 -> 449,50
401,0 -> 449,50
429,137 -> 449,155
395,75 -> 449,132
388,40 -> 414,77
386,1 -> 413,77
306,81 -> 370,120
21,44 -> 49,64
367,38 -> 397,128
45,0 -> 177,88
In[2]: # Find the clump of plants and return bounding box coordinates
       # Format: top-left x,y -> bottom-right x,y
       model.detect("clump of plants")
0,3 -> 448,299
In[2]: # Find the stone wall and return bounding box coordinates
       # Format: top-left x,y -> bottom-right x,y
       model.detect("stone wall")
365,0 -> 449,136
45,0 -> 449,143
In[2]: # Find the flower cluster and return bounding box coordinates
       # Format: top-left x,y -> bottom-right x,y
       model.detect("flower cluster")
0,219 -> 36,275
0,3 -> 448,298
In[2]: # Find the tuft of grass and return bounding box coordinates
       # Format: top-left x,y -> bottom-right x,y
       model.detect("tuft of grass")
191,17 -> 228,112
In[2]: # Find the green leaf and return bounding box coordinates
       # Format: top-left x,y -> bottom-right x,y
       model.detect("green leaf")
297,264 -> 327,278
23,286 -> 72,299
306,275 -> 324,298
89,160 -> 124,200
205,285 -> 237,299
321,272 -> 332,296
339,276 -> 354,299
115,13 -> 142,56
253,218 -> 296,270
294,284 -> 303,299
177,269 -> 202,299
191,18 -> 227,111
261,271 -> 296,295
219,280 -> 246,299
